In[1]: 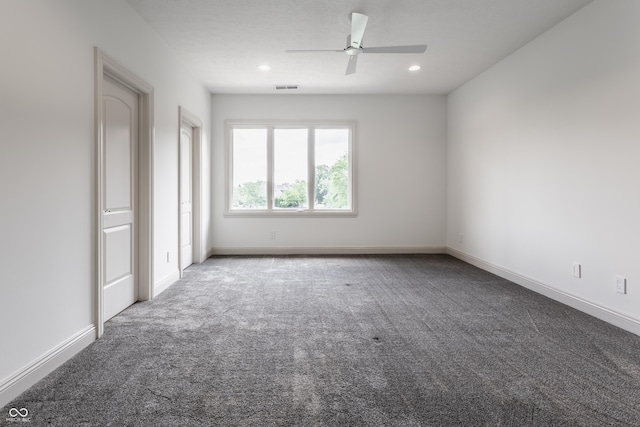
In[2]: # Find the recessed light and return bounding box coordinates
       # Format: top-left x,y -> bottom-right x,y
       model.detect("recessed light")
408,65 -> 421,71
258,65 -> 271,71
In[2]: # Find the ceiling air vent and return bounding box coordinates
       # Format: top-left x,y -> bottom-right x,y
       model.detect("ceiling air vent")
275,85 -> 299,90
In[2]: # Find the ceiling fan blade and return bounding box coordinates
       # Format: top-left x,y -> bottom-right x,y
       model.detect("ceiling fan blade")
345,55 -> 358,75
285,49 -> 344,53
362,45 -> 428,54
350,12 -> 368,48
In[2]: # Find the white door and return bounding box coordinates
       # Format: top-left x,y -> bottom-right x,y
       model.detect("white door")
102,77 -> 138,321
180,125 -> 193,269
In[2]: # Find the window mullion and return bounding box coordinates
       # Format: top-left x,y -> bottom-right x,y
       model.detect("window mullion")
308,127 -> 315,211
267,127 -> 274,211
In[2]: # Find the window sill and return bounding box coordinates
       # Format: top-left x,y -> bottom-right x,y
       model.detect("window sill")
224,210 -> 358,218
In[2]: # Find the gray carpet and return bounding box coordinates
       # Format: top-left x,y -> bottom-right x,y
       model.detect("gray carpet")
5,255 -> 640,426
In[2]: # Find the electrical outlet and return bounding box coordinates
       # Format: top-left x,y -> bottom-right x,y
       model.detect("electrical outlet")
616,276 -> 627,294
167,251 -> 170,263
458,234 -> 464,244
269,231 -> 276,240
572,263 -> 581,278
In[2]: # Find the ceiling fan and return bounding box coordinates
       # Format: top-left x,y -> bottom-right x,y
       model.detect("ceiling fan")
286,12 -> 428,75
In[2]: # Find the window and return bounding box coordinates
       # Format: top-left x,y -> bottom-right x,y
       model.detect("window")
226,121 -> 356,216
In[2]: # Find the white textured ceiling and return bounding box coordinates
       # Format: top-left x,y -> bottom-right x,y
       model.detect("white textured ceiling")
126,0 -> 593,95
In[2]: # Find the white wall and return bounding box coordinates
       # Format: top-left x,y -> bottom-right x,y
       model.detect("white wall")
0,0 -> 211,405
211,94 -> 447,253
447,0 -> 640,331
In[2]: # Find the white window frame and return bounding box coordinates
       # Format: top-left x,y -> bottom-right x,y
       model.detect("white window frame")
225,120 -> 357,217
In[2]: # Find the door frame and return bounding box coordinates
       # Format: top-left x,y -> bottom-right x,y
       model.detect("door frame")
178,106 -> 203,277
94,48 -> 154,338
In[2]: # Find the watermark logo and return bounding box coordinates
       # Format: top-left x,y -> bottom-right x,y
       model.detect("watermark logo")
8,409 -> 27,418
6,407 -> 30,423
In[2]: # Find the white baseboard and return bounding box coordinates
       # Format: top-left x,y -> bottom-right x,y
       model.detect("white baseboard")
153,269 -> 180,297
210,246 -> 447,256
0,325 -> 95,408
447,247 -> 640,336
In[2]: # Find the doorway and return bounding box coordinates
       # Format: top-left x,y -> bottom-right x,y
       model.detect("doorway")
95,48 -> 154,337
178,107 -> 203,276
